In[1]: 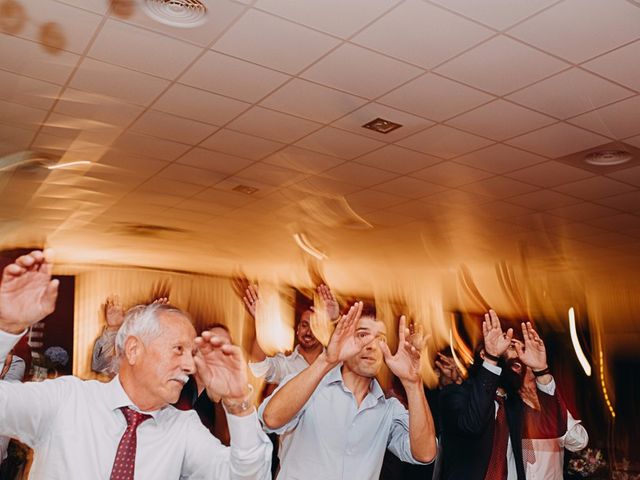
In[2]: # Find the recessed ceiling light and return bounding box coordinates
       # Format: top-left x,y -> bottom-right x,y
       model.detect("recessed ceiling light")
47,160 -> 91,170
362,117 -> 403,134
232,184 -> 259,195
584,150 -> 632,166
143,0 -> 207,28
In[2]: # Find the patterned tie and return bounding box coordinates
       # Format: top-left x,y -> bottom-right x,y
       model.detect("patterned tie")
484,395 -> 509,480
110,407 -> 152,480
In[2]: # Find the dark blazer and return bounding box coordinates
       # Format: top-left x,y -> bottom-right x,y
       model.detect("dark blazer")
439,365 -> 566,480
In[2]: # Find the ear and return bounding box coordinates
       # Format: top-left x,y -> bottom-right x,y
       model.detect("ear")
479,349 -> 486,361
123,336 -> 143,366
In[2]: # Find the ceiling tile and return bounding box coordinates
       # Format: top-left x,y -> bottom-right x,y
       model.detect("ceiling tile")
194,187 -> 257,208
11,0 -> 102,54
454,144 -> 546,174
131,110 -> 218,145
459,176 -> 538,199
352,0 -> 493,68
322,162 -> 398,188
97,151 -> 170,176
212,9 -> 339,74
362,210 -> 415,228
0,34 -> 80,85
213,175 -> 279,197
200,129 -> 284,160
0,124 -> 35,155
153,84 -> 250,125
260,79 -> 367,123
155,164 -> 227,187
579,231 -> 637,248
0,100 -> 48,130
114,0 -> 245,47
227,106 -> 322,143
262,146 -> 344,174
112,132 -> 191,161
553,176 -> 637,200
506,68 -> 634,120
54,88 -> 144,126
379,73 -> 493,121
372,176 -> 446,199
88,19 -> 202,79
397,125 -> 494,159
421,189 -> 494,207
568,96 -> 640,139
295,127 -> 385,159
435,36 -> 568,95
508,190 -> 582,210
583,39 -> 640,91
429,0 -> 558,30
506,123 -> 610,158
301,43 -> 423,99
508,0 -> 640,63
70,58 -> 170,106
231,162 -> 308,187
174,198 -> 236,216
412,161 -> 493,187
254,0 -> 399,38
447,100 -> 555,141
470,201 -> 534,220
137,177 -> 204,197
586,213 -> 640,231
606,165 -> 640,187
175,147 -> 254,174
626,134 -> 640,150
0,70 -> 62,110
383,199 -> 445,220
548,202 -> 620,222
506,160 -> 595,187
332,103 -> 434,142
180,51 -> 290,103
346,189 -> 406,213
355,145 -> 441,174
596,191 -> 640,213
294,175 -> 363,196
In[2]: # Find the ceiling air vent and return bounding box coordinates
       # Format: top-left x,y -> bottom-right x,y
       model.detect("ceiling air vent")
555,141 -> 640,174
233,185 -> 259,195
584,150 -> 632,167
362,117 -> 402,134
143,0 -> 207,28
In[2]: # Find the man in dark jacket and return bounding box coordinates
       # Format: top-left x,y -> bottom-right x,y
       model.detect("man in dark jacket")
440,310 -> 566,480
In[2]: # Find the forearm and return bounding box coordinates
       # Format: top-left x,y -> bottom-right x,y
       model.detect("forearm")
250,338 -> 267,362
262,352 -> 334,429
404,380 -> 437,463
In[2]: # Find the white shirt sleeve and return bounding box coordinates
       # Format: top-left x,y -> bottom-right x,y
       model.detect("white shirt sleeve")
249,354 -> 288,384
535,377 -> 556,396
0,329 -> 26,363
561,412 -> 588,452
482,360 -> 502,376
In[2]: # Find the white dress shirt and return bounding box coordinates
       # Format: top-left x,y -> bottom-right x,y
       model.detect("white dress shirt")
1,354 -> 26,462
249,346 -> 315,384
483,361 -> 557,480
258,365 -> 429,480
0,329 -> 272,479
523,411 -> 588,480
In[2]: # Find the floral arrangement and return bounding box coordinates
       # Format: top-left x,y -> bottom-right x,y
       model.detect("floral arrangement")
568,448 -> 607,477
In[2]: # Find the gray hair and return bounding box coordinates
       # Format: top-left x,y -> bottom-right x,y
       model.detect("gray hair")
114,303 -> 191,365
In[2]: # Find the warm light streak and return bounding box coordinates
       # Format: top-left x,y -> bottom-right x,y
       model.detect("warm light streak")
451,315 -> 474,365
449,328 -> 468,376
598,347 -> 616,418
293,233 -> 327,260
47,160 -> 91,170
568,307 -> 592,376
253,284 -> 294,356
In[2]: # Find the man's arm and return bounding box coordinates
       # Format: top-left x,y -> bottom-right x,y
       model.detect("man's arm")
261,302 -> 364,430
381,316 -> 436,463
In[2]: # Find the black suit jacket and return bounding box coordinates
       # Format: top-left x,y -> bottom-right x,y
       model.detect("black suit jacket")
439,365 -> 566,480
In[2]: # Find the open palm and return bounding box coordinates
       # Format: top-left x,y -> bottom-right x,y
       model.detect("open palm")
195,333 -> 249,400
381,316 -> 421,383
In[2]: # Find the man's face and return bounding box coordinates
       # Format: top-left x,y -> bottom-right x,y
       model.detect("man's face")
344,316 -> 387,378
502,339 -> 525,389
134,313 -> 197,408
296,310 -> 319,350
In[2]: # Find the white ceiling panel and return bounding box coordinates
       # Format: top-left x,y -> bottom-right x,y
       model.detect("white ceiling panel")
254,0 -> 399,38
179,50 -> 290,103
372,176 -> 447,199
260,78 -> 367,123
322,162 -> 398,188
508,0 -> 640,63
568,96 -> 640,139
212,9 -> 340,74
176,147 -> 254,175
459,175 -> 539,199
506,122 -> 610,158
379,73 -> 494,121
200,129 -> 284,160
412,161 -> 493,187
352,0 -> 493,69
54,88 -> 144,126
355,145 -> 442,174
397,125 -> 494,159
295,127 -> 385,159
506,160 -> 595,188
583,39 -> 640,92
435,35 -> 568,95
454,144 -> 546,174
0,70 -> 62,111
262,146 -> 344,174
131,110 -> 218,145
227,106 -> 322,143
553,176 -> 637,200
111,132 -> 191,161
301,43 -> 423,99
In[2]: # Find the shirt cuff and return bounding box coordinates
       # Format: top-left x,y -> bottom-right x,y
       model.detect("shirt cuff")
0,328 -> 27,361
536,377 -> 556,395
482,360 -> 502,376
226,409 -> 266,450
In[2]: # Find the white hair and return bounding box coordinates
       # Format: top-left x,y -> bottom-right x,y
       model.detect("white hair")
113,303 -> 191,369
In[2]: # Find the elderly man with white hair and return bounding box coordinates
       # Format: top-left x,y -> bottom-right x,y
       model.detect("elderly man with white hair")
0,250 -> 272,479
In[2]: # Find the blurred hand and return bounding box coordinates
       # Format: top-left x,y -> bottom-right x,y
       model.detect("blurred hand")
435,353 -> 462,386
380,316 -> 422,385
0,250 -> 59,334
325,302 -> 366,364
515,322 -> 547,371
242,284 -> 259,319
482,310 -> 513,359
105,295 -> 125,331
316,284 -> 340,321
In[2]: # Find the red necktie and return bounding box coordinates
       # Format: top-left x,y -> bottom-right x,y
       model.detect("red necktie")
484,395 -> 509,480
110,407 -> 152,480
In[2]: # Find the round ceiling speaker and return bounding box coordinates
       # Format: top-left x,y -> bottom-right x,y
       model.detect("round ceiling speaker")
584,150 -> 633,166
143,0 -> 207,28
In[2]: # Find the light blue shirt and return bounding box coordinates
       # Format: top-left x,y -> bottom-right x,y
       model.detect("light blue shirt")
258,365 -> 428,480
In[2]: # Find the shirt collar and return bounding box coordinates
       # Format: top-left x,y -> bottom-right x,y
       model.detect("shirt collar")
105,375 -> 162,419
326,365 -> 385,401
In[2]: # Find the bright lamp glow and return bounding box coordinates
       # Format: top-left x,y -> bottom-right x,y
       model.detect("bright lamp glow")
568,307 -> 591,376
47,160 -> 91,170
